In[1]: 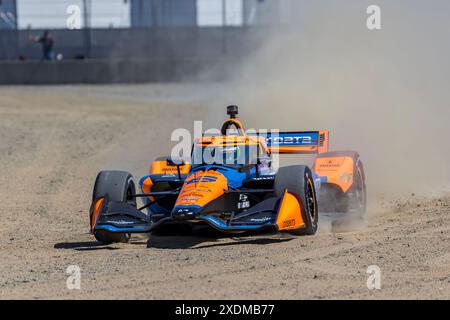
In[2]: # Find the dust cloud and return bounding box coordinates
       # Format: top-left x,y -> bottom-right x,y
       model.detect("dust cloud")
210,0 -> 450,200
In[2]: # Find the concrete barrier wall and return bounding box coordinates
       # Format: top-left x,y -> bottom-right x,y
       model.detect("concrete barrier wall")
0,59 -> 233,85
14,27 -> 268,60
0,27 -> 269,84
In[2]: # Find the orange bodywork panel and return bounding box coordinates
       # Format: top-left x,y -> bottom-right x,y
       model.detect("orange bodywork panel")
141,176 -> 155,201
141,177 -> 153,194
276,191 -> 305,231
150,160 -> 191,175
90,198 -> 104,233
175,170 -> 228,208
197,135 -> 265,147
313,156 -> 354,192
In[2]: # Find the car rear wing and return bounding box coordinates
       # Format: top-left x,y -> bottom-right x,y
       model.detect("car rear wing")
259,130 -> 329,154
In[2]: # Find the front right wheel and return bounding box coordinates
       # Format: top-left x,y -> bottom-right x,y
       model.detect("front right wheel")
275,165 -> 318,235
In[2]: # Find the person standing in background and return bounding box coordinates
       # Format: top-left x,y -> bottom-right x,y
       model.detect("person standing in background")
30,30 -> 55,60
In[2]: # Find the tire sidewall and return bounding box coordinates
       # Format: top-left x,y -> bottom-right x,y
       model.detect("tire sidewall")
91,171 -> 136,244
300,169 -> 318,235
93,171 -> 136,206
275,166 -> 318,235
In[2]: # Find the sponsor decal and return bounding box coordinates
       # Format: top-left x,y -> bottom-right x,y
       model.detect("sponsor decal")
319,162 -> 341,168
251,176 -> 275,181
282,219 -> 296,228
107,220 -> 135,225
181,196 -> 200,202
238,194 -> 250,210
250,217 -> 272,223
186,176 -> 218,185
161,174 -> 178,178
266,132 -> 319,146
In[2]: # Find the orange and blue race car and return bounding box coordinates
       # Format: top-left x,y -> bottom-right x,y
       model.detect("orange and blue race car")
89,106 -> 366,244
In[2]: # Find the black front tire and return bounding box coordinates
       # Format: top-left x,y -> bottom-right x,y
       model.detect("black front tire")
275,166 -> 318,236
92,171 -> 136,244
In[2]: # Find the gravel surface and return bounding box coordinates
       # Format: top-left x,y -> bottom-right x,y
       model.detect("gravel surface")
0,85 -> 449,299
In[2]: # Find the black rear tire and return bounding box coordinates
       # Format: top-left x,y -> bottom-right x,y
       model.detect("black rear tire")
275,166 -> 318,235
316,152 -> 367,218
348,160 -> 367,217
92,171 -> 136,244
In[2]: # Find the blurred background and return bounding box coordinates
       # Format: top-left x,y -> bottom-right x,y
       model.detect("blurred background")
0,0 -> 296,84
0,0 -> 449,197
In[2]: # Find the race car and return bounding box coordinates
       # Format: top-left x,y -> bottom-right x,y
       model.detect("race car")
89,106 -> 366,244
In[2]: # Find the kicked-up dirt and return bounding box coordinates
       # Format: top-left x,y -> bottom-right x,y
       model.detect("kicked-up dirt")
0,85 -> 449,299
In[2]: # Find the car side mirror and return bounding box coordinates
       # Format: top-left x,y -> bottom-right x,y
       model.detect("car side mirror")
166,158 -> 185,167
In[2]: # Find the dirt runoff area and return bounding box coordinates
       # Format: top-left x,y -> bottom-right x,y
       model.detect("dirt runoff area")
0,85 -> 449,300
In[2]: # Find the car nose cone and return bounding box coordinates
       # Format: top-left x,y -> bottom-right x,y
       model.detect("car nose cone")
172,208 -> 196,221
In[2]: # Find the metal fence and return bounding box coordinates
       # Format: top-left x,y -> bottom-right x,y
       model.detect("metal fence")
3,26 -> 270,60
0,0 -> 287,61
2,0 -> 284,30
